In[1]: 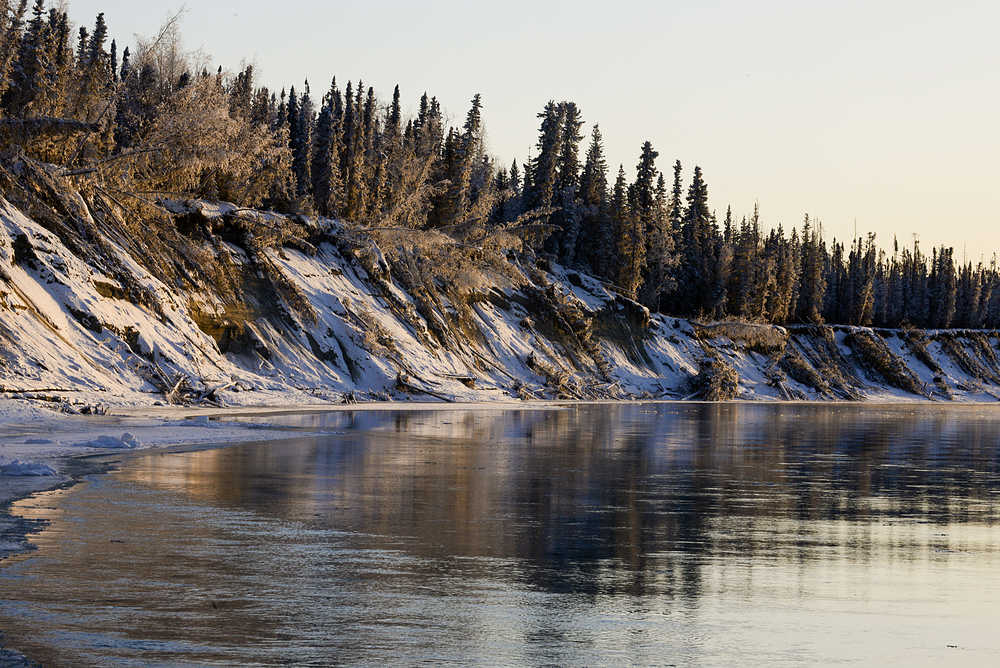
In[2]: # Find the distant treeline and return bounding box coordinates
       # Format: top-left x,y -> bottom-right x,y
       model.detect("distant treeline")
1,0 -> 996,328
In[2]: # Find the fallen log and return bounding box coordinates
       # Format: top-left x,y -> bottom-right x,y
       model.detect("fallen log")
442,374 -> 477,389
0,387 -> 85,394
197,381 -> 236,404
0,117 -> 99,143
395,373 -> 454,402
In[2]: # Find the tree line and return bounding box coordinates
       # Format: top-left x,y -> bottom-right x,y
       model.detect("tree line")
1,0 -> 997,328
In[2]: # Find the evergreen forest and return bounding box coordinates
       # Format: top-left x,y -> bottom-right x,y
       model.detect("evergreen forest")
1,1 -> 994,329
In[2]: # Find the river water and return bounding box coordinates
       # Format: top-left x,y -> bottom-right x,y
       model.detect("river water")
1,403 -> 999,666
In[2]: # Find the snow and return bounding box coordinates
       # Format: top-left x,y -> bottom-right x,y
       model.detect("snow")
71,433 -> 143,449
0,460 -> 57,477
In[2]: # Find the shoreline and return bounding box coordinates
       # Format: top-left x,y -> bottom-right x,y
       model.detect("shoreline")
2,396 -> 997,512
0,418 -> 376,666
6,396 -> 978,556
2,396 -> 996,555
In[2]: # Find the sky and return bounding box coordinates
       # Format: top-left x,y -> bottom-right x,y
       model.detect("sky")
67,0 -> 1000,256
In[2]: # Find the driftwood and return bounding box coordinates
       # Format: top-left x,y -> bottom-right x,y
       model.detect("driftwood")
197,381 -> 236,403
395,372 -> 454,402
152,372 -> 235,406
512,381 -> 545,400
163,375 -> 189,405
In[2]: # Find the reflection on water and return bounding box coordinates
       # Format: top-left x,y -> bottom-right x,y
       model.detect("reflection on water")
2,404 -> 1000,666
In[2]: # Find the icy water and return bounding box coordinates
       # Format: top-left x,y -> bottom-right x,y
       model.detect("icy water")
2,404 -> 1000,667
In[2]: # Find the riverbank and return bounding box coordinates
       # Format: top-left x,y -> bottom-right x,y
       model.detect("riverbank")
7,169 -> 1000,411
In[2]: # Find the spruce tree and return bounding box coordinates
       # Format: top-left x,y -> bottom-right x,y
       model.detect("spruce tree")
311,92 -> 341,217
824,240 -> 847,323
668,160 -> 684,234
795,215 -> 827,323
509,159 -> 521,198
555,102 -> 584,263
85,11 -> 106,66
340,80 -> 354,177
297,82 -> 315,200
526,100 -> 564,212
385,84 -> 401,143
376,83 -> 403,220
628,141 -> 660,306
521,151 -> 534,203
229,65 -> 254,120
285,86 -> 304,195
616,182 -> 644,300
632,142 -> 658,225
708,213 -> 732,318
679,166 -> 713,314
343,81 -> 370,219
0,1 -> 29,102
977,265 -> 994,327
453,93 -> 483,222
766,225 -> 800,323
362,85 -> 377,162
608,165 -> 632,293
119,45 -> 129,79
641,172 -> 675,310
727,214 -> 754,318
955,263 -> 980,328
845,234 -> 876,325
491,166 -> 510,222
577,124 -> 610,276
74,24 -> 86,64
4,0 -> 54,116
929,246 -> 957,328
660,160 -> 686,311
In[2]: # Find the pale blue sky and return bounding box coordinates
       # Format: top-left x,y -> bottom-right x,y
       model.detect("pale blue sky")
68,0 -> 1000,254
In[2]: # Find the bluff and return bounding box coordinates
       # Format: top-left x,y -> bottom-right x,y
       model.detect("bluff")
2,153 -> 1000,410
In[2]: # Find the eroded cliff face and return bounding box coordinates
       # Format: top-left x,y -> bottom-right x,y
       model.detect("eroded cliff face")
2,153 -> 1000,410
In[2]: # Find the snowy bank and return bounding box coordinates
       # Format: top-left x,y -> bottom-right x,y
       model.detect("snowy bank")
3,152 -> 1000,420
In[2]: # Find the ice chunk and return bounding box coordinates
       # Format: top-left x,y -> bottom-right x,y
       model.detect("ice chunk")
74,433 -> 143,449
0,460 -> 57,476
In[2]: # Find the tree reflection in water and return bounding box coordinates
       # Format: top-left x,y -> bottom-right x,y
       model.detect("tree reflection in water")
3,403 -> 999,666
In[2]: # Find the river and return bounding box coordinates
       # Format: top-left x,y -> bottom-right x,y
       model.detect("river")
1,403 -> 998,666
